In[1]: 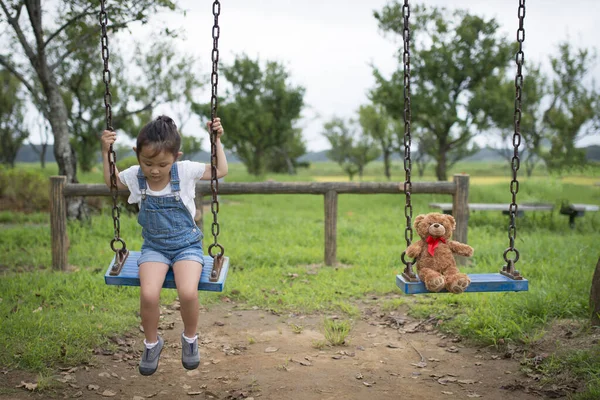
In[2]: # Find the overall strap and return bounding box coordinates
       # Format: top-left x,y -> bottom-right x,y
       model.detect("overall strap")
136,167 -> 147,199
170,163 -> 181,200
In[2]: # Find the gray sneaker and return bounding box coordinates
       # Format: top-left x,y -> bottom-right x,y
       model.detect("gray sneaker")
181,334 -> 200,370
139,336 -> 164,376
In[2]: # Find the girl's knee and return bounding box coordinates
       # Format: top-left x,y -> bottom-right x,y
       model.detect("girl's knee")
140,290 -> 161,308
178,289 -> 199,305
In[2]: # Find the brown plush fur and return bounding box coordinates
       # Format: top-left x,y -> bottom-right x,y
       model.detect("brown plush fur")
405,213 -> 474,294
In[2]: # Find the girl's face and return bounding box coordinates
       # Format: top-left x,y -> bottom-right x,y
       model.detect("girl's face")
136,146 -> 180,186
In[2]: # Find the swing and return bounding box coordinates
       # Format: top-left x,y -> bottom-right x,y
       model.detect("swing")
100,0 -> 229,292
396,0 -> 529,295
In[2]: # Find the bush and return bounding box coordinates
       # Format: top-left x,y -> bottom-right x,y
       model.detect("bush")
0,167 -> 50,212
117,156 -> 138,172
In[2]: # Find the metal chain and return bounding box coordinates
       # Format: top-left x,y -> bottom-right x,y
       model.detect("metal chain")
502,0 -> 525,279
208,0 -> 224,260
99,0 -> 126,256
399,0 -> 416,281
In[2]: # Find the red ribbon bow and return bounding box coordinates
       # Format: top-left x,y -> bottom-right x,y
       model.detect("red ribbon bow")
426,235 -> 446,256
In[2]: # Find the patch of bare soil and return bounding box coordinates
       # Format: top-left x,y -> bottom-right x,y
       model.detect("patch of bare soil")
0,298 -> 590,400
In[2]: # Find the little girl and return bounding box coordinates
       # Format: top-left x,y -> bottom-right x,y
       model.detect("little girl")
100,115 -> 228,376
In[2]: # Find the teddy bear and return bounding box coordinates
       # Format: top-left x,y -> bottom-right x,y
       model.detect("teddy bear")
405,212 -> 474,293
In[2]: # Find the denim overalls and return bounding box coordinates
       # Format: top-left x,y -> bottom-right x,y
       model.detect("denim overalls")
136,163 -> 203,266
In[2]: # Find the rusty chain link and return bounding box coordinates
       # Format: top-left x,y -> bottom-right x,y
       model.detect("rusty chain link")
99,0 -> 127,265
502,0 -> 525,279
208,0 -> 224,264
399,0 -> 416,281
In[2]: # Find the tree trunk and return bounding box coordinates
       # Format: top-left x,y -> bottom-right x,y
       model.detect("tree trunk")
250,149 -> 264,176
416,159 -> 427,177
436,153 -> 448,181
45,82 -> 86,218
590,257 -> 600,326
22,2 -> 84,218
383,150 -> 391,180
40,143 -> 47,168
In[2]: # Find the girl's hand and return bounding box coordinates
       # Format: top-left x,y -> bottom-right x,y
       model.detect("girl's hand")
101,130 -> 117,152
207,117 -> 224,139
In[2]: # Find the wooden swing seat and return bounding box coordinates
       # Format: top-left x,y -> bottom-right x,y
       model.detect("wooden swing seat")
104,251 -> 229,292
396,273 -> 528,294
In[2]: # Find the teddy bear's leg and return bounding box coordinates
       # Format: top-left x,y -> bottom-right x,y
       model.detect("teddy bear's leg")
418,268 -> 446,292
444,269 -> 471,294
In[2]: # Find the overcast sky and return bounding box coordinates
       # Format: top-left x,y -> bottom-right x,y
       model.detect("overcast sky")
31,1 -> 600,150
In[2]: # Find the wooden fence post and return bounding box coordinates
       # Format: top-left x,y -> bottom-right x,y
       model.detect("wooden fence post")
452,174 -> 469,244
324,190 -> 338,266
452,174 -> 470,265
50,176 -> 68,270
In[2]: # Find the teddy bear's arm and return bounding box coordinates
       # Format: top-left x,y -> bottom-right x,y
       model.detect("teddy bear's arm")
448,241 -> 474,257
406,241 -> 425,258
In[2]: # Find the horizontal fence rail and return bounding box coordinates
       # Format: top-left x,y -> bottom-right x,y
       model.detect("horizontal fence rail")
50,175 -> 470,270
63,181 -> 458,196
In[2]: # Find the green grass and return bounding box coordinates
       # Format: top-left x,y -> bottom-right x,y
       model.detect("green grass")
2,160 -> 600,396
323,318 -> 352,346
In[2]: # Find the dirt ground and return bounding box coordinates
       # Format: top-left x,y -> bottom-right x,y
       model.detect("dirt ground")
0,296 -> 588,400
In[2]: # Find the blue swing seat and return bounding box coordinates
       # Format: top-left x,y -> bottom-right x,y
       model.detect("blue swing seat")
396,273 -> 528,294
104,251 -> 229,292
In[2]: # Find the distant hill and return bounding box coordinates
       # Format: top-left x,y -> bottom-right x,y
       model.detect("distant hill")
15,144 -> 600,165
586,145 -> 600,161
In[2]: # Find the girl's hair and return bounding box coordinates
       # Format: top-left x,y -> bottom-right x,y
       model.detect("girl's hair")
136,115 -> 181,158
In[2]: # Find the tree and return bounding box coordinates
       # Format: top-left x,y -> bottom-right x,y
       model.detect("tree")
371,4 -> 513,181
357,104 -> 396,180
0,69 -> 29,167
265,127 -> 308,174
413,133 -> 434,178
63,39 -> 201,172
27,118 -> 51,168
542,43 -> 600,172
181,135 -> 202,161
323,117 -> 380,181
476,64 -> 547,177
193,54 -> 306,176
0,0 -> 178,216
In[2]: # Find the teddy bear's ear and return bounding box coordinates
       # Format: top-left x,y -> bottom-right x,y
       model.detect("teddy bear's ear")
444,214 -> 456,231
414,214 -> 425,229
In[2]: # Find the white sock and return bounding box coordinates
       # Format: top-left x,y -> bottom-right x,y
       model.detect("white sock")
183,333 -> 198,344
144,339 -> 159,349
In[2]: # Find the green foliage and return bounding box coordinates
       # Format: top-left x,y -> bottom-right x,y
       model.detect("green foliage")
473,64 -> 548,177
357,104 -> 396,180
0,167 -> 50,212
181,134 -> 203,161
372,4 -> 513,180
116,156 -> 139,172
542,44 -> 600,172
193,54 -> 306,176
323,318 -> 352,346
66,38 -> 202,173
323,117 -> 381,180
0,0 -> 183,182
0,70 -> 29,168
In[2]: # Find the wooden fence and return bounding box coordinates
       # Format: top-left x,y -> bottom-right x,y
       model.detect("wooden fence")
49,174 -> 470,270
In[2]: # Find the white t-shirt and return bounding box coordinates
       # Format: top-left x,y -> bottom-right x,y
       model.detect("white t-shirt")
119,160 -> 206,219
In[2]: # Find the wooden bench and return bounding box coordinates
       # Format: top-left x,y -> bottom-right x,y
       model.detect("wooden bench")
429,202 -> 599,228
560,203 -> 600,228
429,202 -> 554,217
